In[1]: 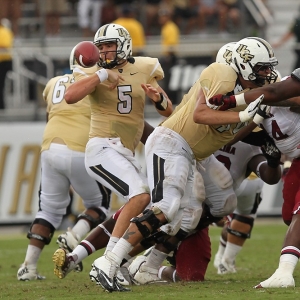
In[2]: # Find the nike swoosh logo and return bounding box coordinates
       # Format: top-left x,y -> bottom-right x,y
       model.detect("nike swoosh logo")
116,276 -> 124,282
97,269 -> 114,288
130,72 -> 138,75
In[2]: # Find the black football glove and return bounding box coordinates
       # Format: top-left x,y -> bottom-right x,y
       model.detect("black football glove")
253,105 -> 271,125
261,138 -> 281,168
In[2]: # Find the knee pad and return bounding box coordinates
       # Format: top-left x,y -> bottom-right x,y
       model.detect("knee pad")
227,214 -> 254,239
27,218 -> 55,245
77,207 -> 106,229
140,230 -> 166,249
130,209 -> 161,238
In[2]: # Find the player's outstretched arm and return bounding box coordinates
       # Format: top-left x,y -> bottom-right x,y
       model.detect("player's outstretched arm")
194,89 -> 262,125
208,69 -> 300,110
65,69 -> 124,104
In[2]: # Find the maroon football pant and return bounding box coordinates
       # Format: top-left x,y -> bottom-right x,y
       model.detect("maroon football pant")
176,227 -> 211,281
282,158 -> 300,224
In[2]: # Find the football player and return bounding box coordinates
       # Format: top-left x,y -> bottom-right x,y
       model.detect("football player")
213,135 -> 281,275
127,37 -> 282,286
58,23 -> 172,291
249,78 -> 300,289
17,43 -> 114,281
91,37 -> 284,292
130,135 -> 282,283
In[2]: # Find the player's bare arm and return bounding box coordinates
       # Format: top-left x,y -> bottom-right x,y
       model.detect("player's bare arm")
268,96 -> 300,107
141,83 -> 173,117
193,89 -> 240,125
65,69 -> 124,104
208,70 -> 300,110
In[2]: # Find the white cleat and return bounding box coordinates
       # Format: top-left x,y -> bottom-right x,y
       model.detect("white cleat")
128,255 -> 147,279
56,228 -> 79,253
116,267 -> 131,286
134,264 -> 166,284
56,229 -> 83,272
254,269 -> 295,288
89,251 -> 130,292
17,264 -> 45,281
214,252 -> 223,269
52,248 -> 79,279
217,259 -> 236,275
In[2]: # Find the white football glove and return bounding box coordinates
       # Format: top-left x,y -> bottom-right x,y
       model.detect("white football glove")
239,94 -> 264,122
253,104 -> 271,125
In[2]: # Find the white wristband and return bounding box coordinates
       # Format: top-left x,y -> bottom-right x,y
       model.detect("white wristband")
235,94 -> 246,106
238,111 -> 249,123
95,69 -> 108,82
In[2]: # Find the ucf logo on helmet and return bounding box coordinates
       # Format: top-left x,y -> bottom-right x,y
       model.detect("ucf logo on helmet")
236,44 -> 255,63
116,28 -> 128,38
223,49 -> 233,65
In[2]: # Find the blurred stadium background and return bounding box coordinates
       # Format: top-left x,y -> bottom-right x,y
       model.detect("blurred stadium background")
0,0 -> 298,226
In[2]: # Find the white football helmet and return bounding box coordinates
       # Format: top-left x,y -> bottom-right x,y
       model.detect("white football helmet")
216,42 -> 236,65
69,44 -> 78,70
231,37 -> 278,86
93,23 -> 133,69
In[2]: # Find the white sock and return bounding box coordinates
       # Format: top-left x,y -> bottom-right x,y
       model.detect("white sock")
72,242 -> 95,264
216,237 -> 227,257
71,219 -> 90,241
111,238 -> 133,265
24,245 -> 42,267
222,242 -> 241,265
278,253 -> 299,274
144,248 -> 168,270
105,236 -> 120,254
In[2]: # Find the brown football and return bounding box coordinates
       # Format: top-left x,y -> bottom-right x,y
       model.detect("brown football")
74,41 -> 99,68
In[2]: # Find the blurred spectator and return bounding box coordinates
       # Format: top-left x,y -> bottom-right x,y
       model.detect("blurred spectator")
272,6 -> 300,71
0,0 -> 23,36
158,9 -> 180,104
173,0 -> 198,34
218,0 -> 241,34
77,0 -> 105,37
197,0 -> 221,33
44,0 -> 69,36
0,19 -> 14,110
113,5 -> 145,55
158,9 -> 180,62
144,0 -> 161,35
101,0 -> 117,25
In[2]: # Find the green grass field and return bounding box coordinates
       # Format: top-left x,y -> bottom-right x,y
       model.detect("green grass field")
1,220 -> 299,300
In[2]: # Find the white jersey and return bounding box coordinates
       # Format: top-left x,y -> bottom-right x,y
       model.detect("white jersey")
214,141 -> 262,191
261,106 -> 300,158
